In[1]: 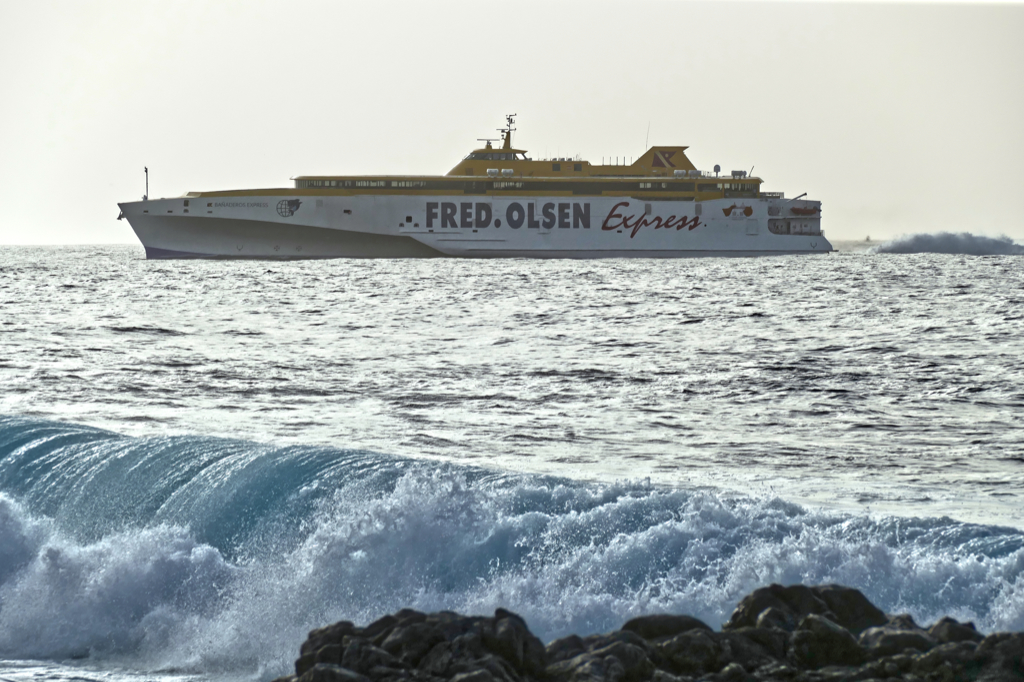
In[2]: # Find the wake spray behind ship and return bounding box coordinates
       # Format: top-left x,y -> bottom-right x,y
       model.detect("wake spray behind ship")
118,115 -> 832,258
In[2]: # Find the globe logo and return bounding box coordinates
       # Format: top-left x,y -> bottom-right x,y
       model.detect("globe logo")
277,199 -> 301,217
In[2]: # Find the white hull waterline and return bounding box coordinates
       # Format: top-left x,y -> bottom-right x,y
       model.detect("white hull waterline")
119,195 -> 831,259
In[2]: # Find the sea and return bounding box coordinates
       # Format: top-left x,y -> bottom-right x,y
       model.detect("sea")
1,234 -> 1022,682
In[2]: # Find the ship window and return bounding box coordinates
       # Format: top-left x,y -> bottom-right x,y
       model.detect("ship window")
184,200 -> 189,207
406,216 -> 412,222
640,182 -> 651,189
574,164 -> 582,172
552,163 -> 561,171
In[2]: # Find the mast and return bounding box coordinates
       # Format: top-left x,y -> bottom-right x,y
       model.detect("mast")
500,113 -> 516,150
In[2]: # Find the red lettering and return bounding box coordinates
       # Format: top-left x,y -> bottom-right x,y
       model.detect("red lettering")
630,215 -> 662,238
601,201 -> 631,230
621,213 -> 639,237
602,203 -> 701,236
678,216 -> 701,231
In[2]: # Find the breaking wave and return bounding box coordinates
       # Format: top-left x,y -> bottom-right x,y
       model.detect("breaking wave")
868,232 -> 1024,255
0,416 -> 1022,678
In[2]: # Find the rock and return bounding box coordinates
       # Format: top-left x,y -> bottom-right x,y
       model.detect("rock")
282,584 -> 1024,682
298,664 -> 371,682
582,630 -> 653,654
650,671 -> 687,682
657,629 -> 721,676
976,633 -> 1024,680
381,622 -> 445,665
472,654 -> 521,682
620,614 -> 712,641
810,584 -> 888,634
315,644 -> 345,666
754,607 -> 796,632
451,671 -> 495,682
342,639 -> 403,675
297,653 -> 318,677
928,616 -> 984,644
728,626 -> 788,660
418,641 -> 454,676
750,661 -> 797,680
713,662 -> 750,682
487,609 -> 546,675
912,641 -> 978,675
303,622 -> 358,655
545,651 -> 593,680
718,628 -> 782,667
362,615 -> 399,640
393,609 -> 427,625
547,653 -> 622,682
591,641 -> 654,682
724,584 -> 829,631
449,632 -> 487,664
723,584 -> 886,637
789,614 -> 865,669
546,635 -> 586,663
858,625 -> 936,659
885,613 -> 920,630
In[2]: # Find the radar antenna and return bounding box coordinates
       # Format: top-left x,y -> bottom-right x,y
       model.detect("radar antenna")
477,138 -> 498,149
499,113 -> 517,150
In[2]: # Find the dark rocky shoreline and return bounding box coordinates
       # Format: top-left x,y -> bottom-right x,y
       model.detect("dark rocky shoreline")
273,584 -> 1022,682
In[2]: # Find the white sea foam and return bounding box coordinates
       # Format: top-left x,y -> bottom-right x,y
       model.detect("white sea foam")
868,232 -> 1024,255
1,458 -> 1022,679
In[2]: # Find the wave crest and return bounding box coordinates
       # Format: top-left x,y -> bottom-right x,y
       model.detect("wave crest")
868,232 -> 1024,255
1,417 -> 1023,677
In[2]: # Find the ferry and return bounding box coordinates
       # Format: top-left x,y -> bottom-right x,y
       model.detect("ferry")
118,116 -> 831,258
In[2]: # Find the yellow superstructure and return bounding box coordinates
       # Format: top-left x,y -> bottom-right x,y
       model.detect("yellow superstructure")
285,115 -> 765,204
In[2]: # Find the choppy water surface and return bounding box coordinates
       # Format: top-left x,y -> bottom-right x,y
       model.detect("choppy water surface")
2,245 -> 1022,523
0,243 -> 1022,681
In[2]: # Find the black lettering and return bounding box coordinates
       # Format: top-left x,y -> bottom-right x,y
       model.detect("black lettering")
527,203 -> 540,228
541,203 -> 555,229
573,203 -> 590,229
558,203 -> 570,228
460,202 -> 473,228
475,203 -> 492,228
426,202 -> 438,228
507,203 -> 524,229
441,203 -> 457,228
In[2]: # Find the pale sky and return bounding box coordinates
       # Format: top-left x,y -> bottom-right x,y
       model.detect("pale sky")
1,0 -> 1022,245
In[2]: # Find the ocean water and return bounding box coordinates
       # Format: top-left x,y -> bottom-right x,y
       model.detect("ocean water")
0,241 -> 1022,681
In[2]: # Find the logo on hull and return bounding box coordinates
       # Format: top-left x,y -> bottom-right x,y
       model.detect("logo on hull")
277,199 -> 302,217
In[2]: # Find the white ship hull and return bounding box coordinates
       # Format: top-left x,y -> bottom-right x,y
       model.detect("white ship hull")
119,194 -> 832,259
